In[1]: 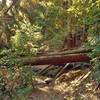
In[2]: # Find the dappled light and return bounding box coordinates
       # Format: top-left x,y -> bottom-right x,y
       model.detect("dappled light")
0,0 -> 100,99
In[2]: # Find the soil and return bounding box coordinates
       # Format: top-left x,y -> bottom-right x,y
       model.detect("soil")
28,69 -> 100,100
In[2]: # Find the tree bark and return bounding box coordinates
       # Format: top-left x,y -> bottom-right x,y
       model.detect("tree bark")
37,48 -> 93,56
18,53 -> 91,65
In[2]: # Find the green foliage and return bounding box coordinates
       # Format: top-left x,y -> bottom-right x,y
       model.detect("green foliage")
0,0 -> 100,98
0,65 -> 36,99
0,49 -> 18,67
83,1 -> 100,82
92,60 -> 100,82
0,49 -> 37,99
11,17 -> 43,55
86,7 -> 100,48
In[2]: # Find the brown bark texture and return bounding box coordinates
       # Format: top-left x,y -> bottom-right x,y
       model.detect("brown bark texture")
19,53 -> 91,65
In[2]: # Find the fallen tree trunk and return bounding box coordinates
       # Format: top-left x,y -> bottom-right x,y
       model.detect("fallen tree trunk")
37,48 -> 93,56
18,53 -> 91,65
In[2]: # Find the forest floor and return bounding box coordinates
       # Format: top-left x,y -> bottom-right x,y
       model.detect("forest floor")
28,68 -> 100,100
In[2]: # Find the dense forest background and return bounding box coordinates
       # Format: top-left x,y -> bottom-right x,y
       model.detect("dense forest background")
0,0 -> 100,99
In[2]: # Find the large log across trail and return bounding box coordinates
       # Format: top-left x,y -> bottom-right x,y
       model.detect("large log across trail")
37,48 -> 93,56
19,53 -> 91,65
0,48 -> 93,66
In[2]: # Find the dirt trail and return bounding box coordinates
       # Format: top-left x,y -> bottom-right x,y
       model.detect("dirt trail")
29,69 -> 100,100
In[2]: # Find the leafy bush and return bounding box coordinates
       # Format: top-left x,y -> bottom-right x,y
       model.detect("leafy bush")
11,17 -> 43,55
84,2 -> 100,83
0,65 -> 36,99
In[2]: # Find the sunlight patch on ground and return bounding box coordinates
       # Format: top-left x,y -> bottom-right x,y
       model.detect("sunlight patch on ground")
29,69 -> 100,100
